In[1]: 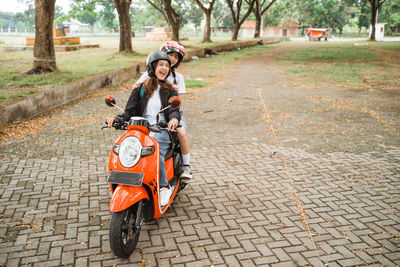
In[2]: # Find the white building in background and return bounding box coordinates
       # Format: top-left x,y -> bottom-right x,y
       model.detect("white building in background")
369,23 -> 387,41
62,19 -> 90,33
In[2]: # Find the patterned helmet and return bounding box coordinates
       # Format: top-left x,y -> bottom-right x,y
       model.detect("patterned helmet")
160,41 -> 185,68
146,50 -> 171,78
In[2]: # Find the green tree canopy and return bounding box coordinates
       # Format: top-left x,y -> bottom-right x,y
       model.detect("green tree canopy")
379,0 -> 400,34
262,0 -> 376,34
180,0 -> 203,31
69,0 -> 97,27
213,0 -> 233,29
98,1 -> 118,32
13,4 -> 35,31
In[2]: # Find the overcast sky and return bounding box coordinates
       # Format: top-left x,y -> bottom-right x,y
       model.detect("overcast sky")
1,0 -> 71,13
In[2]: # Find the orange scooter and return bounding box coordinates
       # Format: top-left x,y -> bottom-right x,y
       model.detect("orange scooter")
103,95 -> 186,258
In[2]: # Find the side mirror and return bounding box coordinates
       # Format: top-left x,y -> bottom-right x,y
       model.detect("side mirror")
169,97 -> 182,109
105,95 -> 116,107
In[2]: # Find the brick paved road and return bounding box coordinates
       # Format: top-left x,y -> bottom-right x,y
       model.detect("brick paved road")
1,44 -> 399,266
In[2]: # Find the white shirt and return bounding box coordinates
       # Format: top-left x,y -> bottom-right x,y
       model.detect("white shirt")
143,87 -> 165,126
137,71 -> 186,94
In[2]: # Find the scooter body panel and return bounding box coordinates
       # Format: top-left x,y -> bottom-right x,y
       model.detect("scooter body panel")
105,97 -> 185,259
165,157 -> 174,180
108,130 -> 159,182
108,127 -> 180,219
152,154 -> 182,219
109,185 -> 149,212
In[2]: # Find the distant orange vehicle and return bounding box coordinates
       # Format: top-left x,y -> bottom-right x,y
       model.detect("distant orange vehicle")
305,28 -> 328,41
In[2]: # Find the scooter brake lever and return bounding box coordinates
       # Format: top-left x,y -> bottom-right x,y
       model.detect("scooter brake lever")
160,127 -> 178,133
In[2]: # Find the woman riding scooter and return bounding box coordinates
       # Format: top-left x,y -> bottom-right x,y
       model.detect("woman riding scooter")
107,50 -> 180,206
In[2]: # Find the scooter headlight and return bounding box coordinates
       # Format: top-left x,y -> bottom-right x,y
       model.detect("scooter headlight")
119,136 -> 142,168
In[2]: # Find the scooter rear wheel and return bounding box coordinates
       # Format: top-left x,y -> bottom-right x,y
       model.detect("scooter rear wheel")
109,202 -> 143,258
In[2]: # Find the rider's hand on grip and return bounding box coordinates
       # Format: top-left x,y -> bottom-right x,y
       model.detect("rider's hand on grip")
167,118 -> 178,132
113,116 -> 124,129
106,116 -> 125,129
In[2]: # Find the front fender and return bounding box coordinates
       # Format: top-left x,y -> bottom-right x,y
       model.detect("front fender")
109,185 -> 149,212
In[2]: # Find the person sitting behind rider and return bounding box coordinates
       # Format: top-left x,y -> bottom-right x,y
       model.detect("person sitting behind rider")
107,50 -> 179,207
133,41 -> 192,181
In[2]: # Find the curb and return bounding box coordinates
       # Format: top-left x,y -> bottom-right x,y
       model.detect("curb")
3,44 -> 100,52
0,63 -> 145,124
0,38 -> 282,125
184,38 -> 282,60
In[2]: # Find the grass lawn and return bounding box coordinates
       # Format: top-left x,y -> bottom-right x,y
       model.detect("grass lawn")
0,35 -> 260,101
278,41 -> 400,89
182,43 -> 276,79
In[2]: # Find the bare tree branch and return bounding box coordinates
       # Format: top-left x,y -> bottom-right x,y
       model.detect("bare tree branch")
261,0 -> 276,15
226,0 -> 256,40
226,0 -> 236,20
239,0 -> 255,26
157,0 -> 182,41
194,0 -> 217,14
146,0 -> 168,23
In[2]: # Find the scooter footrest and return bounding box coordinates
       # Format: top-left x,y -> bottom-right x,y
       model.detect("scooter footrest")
107,170 -> 144,186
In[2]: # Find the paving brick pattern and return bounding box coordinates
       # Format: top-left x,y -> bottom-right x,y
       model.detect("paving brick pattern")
1,46 -> 399,266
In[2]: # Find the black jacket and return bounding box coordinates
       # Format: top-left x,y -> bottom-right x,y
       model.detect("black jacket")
120,85 -> 180,123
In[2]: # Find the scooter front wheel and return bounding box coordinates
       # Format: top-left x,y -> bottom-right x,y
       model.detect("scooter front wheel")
109,202 -> 144,258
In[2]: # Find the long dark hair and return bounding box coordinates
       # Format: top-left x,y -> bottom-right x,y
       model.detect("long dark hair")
171,68 -> 177,85
143,61 -> 172,98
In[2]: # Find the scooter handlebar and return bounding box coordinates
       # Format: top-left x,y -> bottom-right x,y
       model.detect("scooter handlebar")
101,117 -> 127,130
149,124 -> 180,133
149,125 -> 162,133
101,119 -> 179,132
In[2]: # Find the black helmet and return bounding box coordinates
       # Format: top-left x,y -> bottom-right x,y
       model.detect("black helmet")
146,50 -> 171,77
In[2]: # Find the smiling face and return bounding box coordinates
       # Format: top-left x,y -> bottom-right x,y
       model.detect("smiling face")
168,52 -> 179,67
154,59 -> 170,80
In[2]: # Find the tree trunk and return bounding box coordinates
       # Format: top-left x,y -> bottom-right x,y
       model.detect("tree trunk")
114,0 -> 133,53
163,0 -> 182,42
203,12 -> 212,42
368,0 -> 386,41
253,0 -> 277,38
28,0 -> 56,74
194,0 -> 216,43
254,11 -> 261,38
226,0 -> 255,41
170,21 -> 181,41
327,21 -> 332,37
370,1 -> 377,41
232,23 -> 240,41
146,0 -> 182,41
253,0 -> 260,38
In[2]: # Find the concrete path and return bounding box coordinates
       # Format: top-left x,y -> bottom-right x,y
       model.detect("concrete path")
0,43 -> 399,266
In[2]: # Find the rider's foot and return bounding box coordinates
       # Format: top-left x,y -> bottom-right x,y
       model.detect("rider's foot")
180,165 -> 192,181
160,186 -> 172,206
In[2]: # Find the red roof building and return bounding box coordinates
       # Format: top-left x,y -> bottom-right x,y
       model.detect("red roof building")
241,20 -> 300,37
